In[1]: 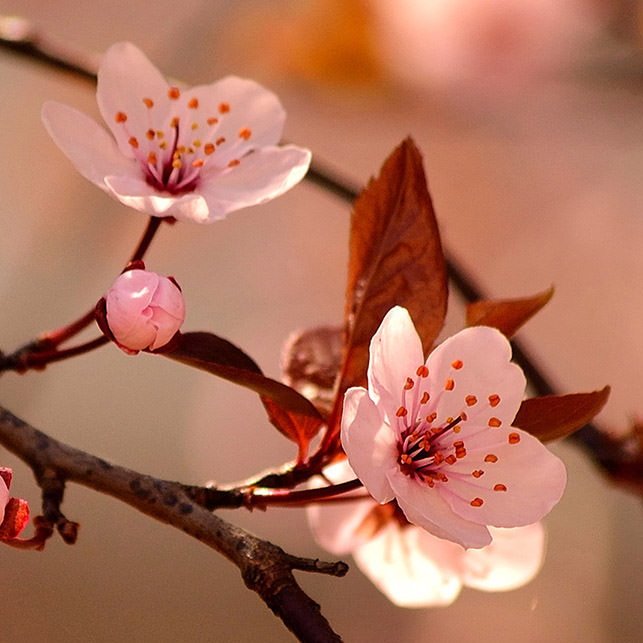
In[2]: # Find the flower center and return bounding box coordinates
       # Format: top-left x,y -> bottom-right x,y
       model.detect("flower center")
394,364 -> 470,488
114,87 -> 251,195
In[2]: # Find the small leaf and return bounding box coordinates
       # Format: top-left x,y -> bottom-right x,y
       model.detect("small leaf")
165,332 -> 323,421
0,497 -> 30,539
466,286 -> 554,338
262,397 -> 325,464
329,138 -> 448,438
282,325 -> 343,418
513,386 -> 610,442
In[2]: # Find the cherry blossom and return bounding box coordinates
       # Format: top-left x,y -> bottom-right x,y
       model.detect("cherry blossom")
41,42 -> 311,223
340,306 -> 566,548
100,268 -> 186,354
308,461 -> 545,607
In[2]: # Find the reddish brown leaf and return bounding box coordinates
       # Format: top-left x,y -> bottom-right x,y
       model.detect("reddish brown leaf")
466,287 -> 554,338
282,325 -> 343,419
513,386 -> 610,442
262,397 -> 325,464
329,139 -> 447,437
0,497 -> 30,539
165,332 -> 323,422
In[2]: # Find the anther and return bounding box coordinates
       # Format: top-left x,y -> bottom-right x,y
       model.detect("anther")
451,359 -> 463,369
470,497 -> 484,507
228,159 -> 240,167
420,392 -> 430,404
489,394 -> 501,407
188,97 -> 199,109
115,112 -> 127,123
142,98 -> 154,108
396,406 -> 408,418
404,377 -> 414,390
168,87 -> 181,100
488,417 -> 502,427
494,484 -> 507,492
416,365 -> 429,378
207,117 -> 218,125
472,470 -> 484,478
219,102 -> 230,113
508,433 -> 521,444
204,143 -> 215,155
239,127 -> 252,140
465,395 -> 478,406
128,137 -> 138,148
445,378 -> 455,391
484,454 -> 498,463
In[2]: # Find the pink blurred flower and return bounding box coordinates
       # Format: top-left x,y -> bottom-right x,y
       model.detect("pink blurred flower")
308,461 -> 545,607
102,268 -> 186,354
42,42 -> 311,223
340,306 -> 566,549
0,467 -> 30,540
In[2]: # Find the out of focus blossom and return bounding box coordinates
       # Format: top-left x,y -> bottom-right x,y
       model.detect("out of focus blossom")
340,306 -> 566,548
42,42 -> 311,223
0,467 -> 30,540
308,461 -> 545,607
101,268 -> 185,354
373,0 -> 607,92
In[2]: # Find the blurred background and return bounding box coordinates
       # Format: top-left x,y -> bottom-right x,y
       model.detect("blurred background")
1,0 -> 643,640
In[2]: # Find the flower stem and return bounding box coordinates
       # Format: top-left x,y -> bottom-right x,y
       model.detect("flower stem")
1,217 -> 162,373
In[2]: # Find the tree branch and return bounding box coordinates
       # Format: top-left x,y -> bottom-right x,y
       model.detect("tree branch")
0,405 -> 346,642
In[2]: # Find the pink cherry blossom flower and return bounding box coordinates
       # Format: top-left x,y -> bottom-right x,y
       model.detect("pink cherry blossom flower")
340,306 -> 566,549
41,42 -> 311,223
308,461 -> 545,607
102,268 -> 186,354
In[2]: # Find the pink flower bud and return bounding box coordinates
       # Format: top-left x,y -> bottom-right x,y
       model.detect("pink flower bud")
104,269 -> 186,353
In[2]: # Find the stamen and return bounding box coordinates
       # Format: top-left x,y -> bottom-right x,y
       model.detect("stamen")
420,391 -> 430,404
239,127 -> 252,140
484,454 -> 498,463
142,98 -> 154,108
470,497 -> 484,507
168,87 -> 181,100
494,484 -> 507,491
508,433 -> 521,444
465,395 -> 478,406
228,159 -> 240,167
204,143 -> 215,155
404,377 -> 414,390
451,359 -> 463,369
115,112 -> 127,123
219,102 -> 230,113
488,417 -> 502,427
488,394 -> 501,407
396,406 -> 408,418
445,378 -> 455,391
472,469 -> 484,478
188,97 -> 199,109
416,365 -> 429,378
207,117 -> 218,125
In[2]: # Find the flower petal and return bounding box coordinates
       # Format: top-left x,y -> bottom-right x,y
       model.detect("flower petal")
341,387 -> 397,504
196,145 -> 312,221
439,428 -> 567,527
426,325 -> 526,430
187,76 -> 286,162
367,306 -> 425,420
0,475 -> 9,525
353,522 -> 463,607
387,470 -> 492,548
41,101 -> 133,189
462,523 -> 546,591
97,42 -> 170,157
104,175 -> 210,221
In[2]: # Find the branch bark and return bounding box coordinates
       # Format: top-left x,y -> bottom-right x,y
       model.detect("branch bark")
0,405 -> 346,642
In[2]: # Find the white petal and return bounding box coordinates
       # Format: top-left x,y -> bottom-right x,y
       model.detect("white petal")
367,307 -> 425,419
353,522 -> 463,607
341,387 -> 397,504
187,76 -> 286,160
462,523 -> 546,591
103,175 -> 211,222
387,470 -> 492,548
307,460 -> 387,555
42,101 -> 133,188
427,325 -> 526,429
97,42 -> 171,157
438,428 -> 567,527
196,145 -> 311,221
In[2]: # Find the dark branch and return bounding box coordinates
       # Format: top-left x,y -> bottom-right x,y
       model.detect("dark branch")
0,405 -> 345,641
